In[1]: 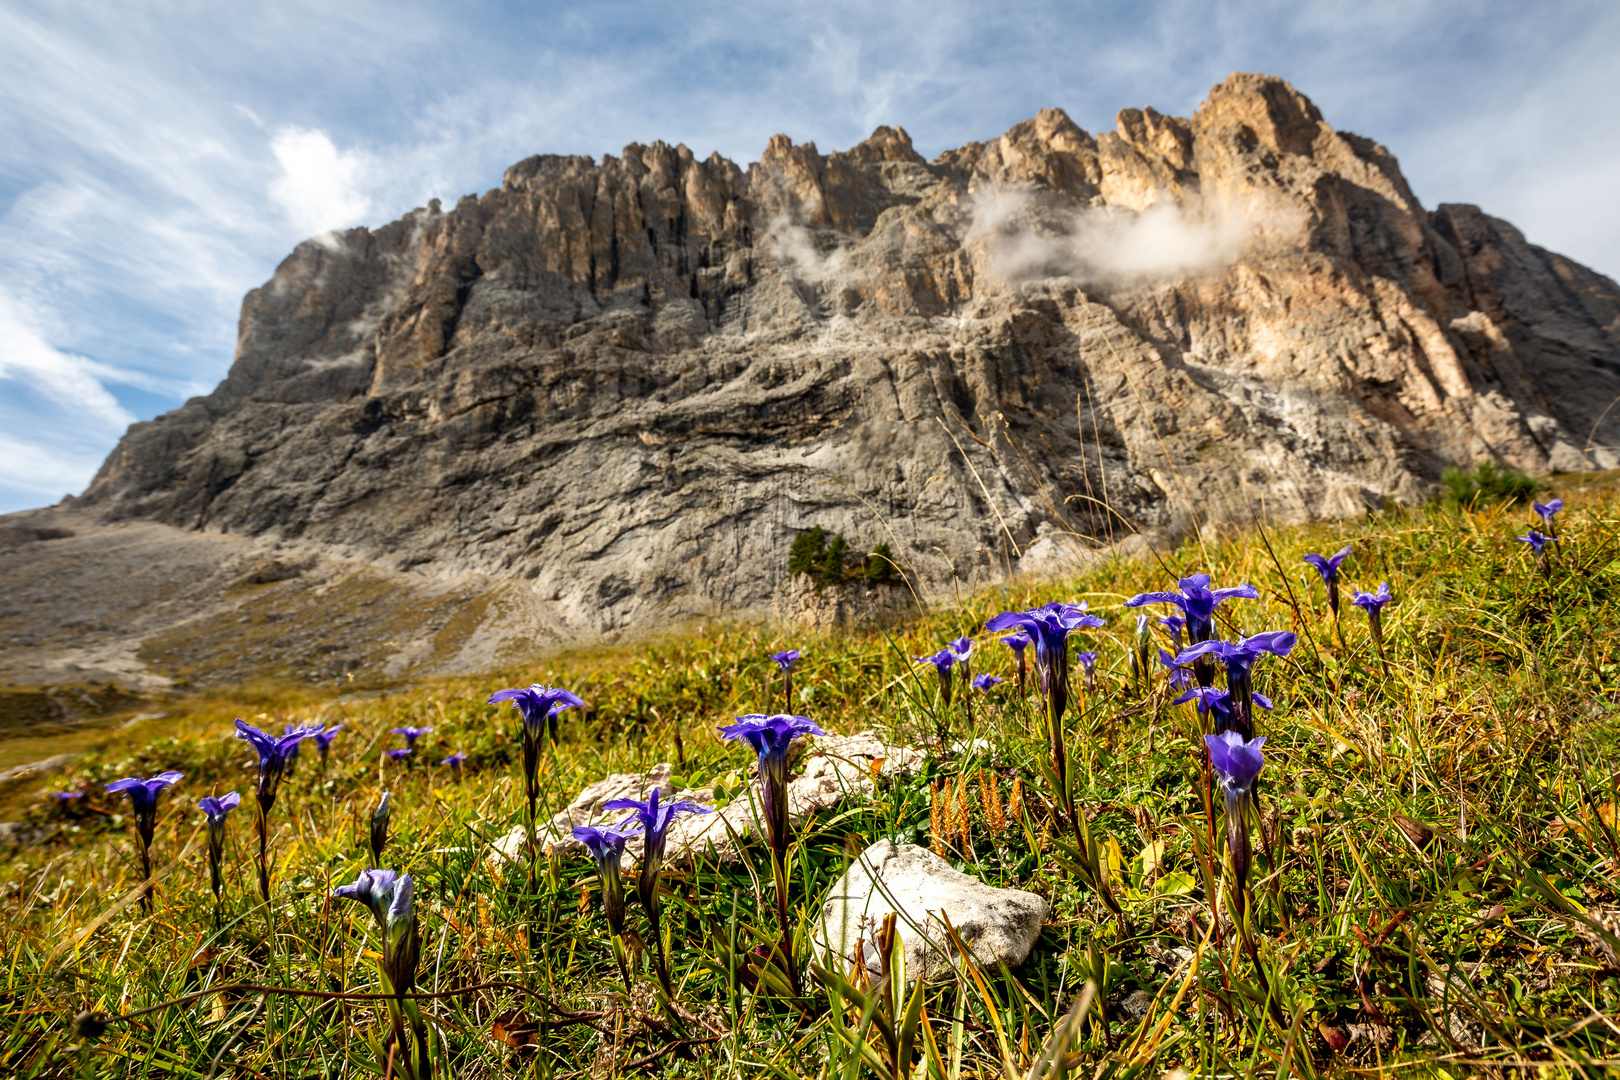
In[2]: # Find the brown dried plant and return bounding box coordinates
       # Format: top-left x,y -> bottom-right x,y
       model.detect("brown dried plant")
980,768 -> 1006,832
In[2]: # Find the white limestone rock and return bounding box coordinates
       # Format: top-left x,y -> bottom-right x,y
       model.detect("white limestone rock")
818,840 -> 1048,982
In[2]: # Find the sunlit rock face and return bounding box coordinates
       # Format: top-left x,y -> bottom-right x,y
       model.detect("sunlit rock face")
81,72 -> 1620,636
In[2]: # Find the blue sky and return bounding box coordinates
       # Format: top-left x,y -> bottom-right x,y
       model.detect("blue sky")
2,0 -> 1617,513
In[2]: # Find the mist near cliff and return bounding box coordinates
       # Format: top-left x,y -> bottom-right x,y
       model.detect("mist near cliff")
970,187 -> 1305,288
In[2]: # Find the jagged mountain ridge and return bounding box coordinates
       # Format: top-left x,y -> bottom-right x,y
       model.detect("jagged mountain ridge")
77,72 -> 1620,638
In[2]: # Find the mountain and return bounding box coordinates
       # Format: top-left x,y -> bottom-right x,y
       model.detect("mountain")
6,72 -> 1620,690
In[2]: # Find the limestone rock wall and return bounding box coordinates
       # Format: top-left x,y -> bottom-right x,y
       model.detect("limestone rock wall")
79,72 -> 1620,639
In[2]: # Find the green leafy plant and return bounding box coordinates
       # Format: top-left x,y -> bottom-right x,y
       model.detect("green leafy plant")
1441,458 -> 1542,509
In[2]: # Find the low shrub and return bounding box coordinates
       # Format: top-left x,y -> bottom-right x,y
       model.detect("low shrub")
1441,458 -> 1542,508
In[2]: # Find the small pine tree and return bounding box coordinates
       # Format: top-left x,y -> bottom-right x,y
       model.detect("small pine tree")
865,542 -> 899,585
787,527 -> 826,578
819,534 -> 851,586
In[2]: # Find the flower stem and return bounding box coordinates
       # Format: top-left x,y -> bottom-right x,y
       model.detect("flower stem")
646,900 -> 675,1000
256,807 -> 270,903
769,848 -> 801,997
137,839 -> 152,913
611,933 -> 632,994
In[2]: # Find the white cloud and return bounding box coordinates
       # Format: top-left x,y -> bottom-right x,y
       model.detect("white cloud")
268,127 -> 372,240
0,289 -> 134,431
0,287 -> 139,501
0,430 -> 106,501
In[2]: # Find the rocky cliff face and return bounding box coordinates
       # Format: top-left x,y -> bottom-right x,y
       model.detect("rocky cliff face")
80,73 -> 1620,638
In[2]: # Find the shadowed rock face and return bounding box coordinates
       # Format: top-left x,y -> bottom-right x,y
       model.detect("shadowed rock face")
79,72 -> 1620,638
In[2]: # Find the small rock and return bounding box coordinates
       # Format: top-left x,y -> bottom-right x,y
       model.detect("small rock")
0,753 -> 76,786
492,732 -> 924,870
0,822 -> 56,848
489,764 -> 674,868
1346,1021 -> 1394,1047
1570,904 -> 1620,969
818,839 -> 1047,982
772,576 -> 912,629
1116,988 -> 1156,1021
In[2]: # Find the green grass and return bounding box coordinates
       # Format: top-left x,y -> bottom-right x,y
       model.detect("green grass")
6,489 -> 1620,1077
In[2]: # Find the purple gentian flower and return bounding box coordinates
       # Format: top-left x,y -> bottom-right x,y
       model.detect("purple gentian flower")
488,684 -> 586,846
1205,730 -> 1266,914
984,602 -> 1105,842
236,718 -> 320,899
769,650 -> 801,710
716,712 -> 819,994
198,791 -> 240,825
948,637 -> 975,662
312,723 -> 343,766
1174,686 -> 1273,733
1303,545 -> 1353,583
370,791 -> 391,863
603,787 -> 712,901
105,771 -> 183,852
387,748 -> 414,763
717,713 -> 822,859
1352,581 -> 1395,655
1158,649 -> 1193,692
1304,545 -> 1354,617
972,674 -> 1002,691
984,600 -> 1112,910
915,648 -> 956,708
983,601 -> 1105,728
106,770 -> 183,907
1125,574 -> 1259,646
235,719 -> 321,815
1517,530 -> 1558,556
50,790 -> 83,801
572,823 -> 637,942
1157,615 -> 1186,653
1076,649 -> 1098,693
1175,631 -> 1296,738
1519,530 -> 1559,578
440,751 -> 467,782
198,791 -> 240,902
334,867 -> 404,926
390,725 -> 433,749
334,868 -> 420,993
1206,729 -> 1266,795
601,787 -> 711,995
1533,498 -> 1563,536
1001,631 -> 1031,694
487,684 -> 585,740
1001,632 -> 1030,656
1351,581 -> 1394,615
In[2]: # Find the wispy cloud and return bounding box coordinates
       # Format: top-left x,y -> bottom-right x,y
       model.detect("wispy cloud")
0,289 -> 133,430
0,0 -> 1615,513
